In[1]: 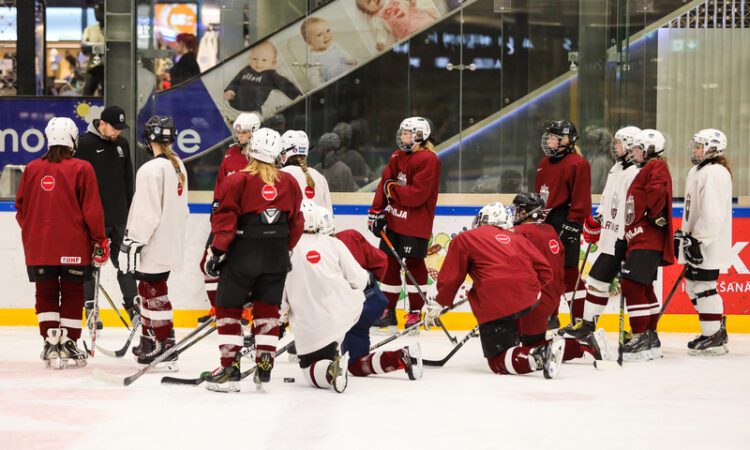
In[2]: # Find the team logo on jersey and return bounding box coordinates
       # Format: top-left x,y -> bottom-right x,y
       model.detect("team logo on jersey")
610,190 -> 620,219
684,193 -> 692,222
60,256 -> 81,264
261,185 -> 278,201
117,146 -> 125,158
397,171 -> 407,186
625,194 -> 635,225
549,239 -> 560,254
495,234 -> 511,244
41,175 -> 55,191
305,186 -> 315,199
540,185 -> 549,206
306,250 -> 321,264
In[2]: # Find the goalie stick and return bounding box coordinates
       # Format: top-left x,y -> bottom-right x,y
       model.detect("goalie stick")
423,325 -> 479,367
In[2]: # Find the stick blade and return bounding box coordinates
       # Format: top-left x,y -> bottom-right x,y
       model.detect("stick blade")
422,359 -> 447,367
92,368 -> 127,386
161,375 -> 206,386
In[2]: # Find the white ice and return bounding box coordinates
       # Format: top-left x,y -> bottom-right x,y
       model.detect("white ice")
1,327 -> 748,450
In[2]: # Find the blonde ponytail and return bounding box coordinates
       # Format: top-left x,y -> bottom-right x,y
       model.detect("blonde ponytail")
714,155 -> 733,178
162,144 -> 186,188
573,145 -> 583,157
243,159 -> 280,185
414,141 -> 436,153
295,156 -> 315,189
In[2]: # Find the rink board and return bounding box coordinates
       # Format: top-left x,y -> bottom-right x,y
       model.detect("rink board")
2,201 -> 749,332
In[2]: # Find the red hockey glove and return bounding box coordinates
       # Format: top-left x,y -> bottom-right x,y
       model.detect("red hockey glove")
582,216 -> 602,244
367,208 -> 386,238
383,179 -> 398,201
93,238 -> 110,267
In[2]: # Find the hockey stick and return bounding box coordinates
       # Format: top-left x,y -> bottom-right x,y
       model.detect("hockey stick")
380,230 -> 458,344
95,314 -> 141,358
423,325 -> 479,367
659,267 -> 686,318
98,283 -> 131,330
564,242 -> 591,323
617,269 -> 626,366
84,269 -> 101,358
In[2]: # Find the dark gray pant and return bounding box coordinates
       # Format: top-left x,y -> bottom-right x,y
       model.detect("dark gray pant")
84,226 -> 137,309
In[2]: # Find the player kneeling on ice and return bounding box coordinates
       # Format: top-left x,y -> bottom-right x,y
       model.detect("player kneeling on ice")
15,117 -> 109,369
203,128 -> 303,393
119,116 -> 189,371
427,202 -> 565,379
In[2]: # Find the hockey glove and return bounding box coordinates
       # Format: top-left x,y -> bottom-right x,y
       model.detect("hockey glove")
683,234 -> 704,266
673,230 -> 685,259
367,208 -> 386,238
582,216 -> 602,244
93,238 -> 111,267
560,221 -> 582,246
383,179 -> 398,202
204,247 -> 226,278
424,301 -> 444,329
118,238 -> 143,274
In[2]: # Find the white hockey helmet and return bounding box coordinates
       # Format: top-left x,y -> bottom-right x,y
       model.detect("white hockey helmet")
45,117 -> 79,149
690,128 -> 727,164
396,116 -> 431,152
301,199 -> 320,233
248,128 -> 282,164
233,112 -> 261,134
611,126 -> 641,160
316,205 -> 335,235
280,130 -> 310,164
472,201 -> 513,230
631,129 -> 666,162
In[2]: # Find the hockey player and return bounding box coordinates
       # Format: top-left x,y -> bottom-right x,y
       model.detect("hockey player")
198,112 -> 261,324
368,117 -> 441,332
203,128 -> 303,392
280,129 -> 333,212
427,202 -> 565,378
559,126 -> 642,346
676,129 -> 732,355
15,117 -> 108,369
535,120 -> 592,324
620,129 -> 674,361
119,116 -> 189,370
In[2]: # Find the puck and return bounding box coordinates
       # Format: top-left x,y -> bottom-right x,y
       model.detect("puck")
283,377 -> 295,383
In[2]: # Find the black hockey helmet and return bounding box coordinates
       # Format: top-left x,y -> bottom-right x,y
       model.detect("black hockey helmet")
542,119 -> 578,156
143,115 -> 177,145
512,192 -> 547,225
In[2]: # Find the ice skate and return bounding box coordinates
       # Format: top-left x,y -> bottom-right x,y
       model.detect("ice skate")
648,330 -> 663,359
400,342 -> 423,381
540,339 -> 565,379
622,332 -> 653,362
404,310 -> 422,335
721,316 -> 728,344
558,319 -> 594,339
137,334 -> 178,372
579,327 -> 609,361
328,351 -> 350,393
57,330 -> 88,369
688,327 -> 728,356
132,330 -> 155,358
205,356 -> 241,393
372,308 -> 397,335
41,328 -> 63,370
254,351 -> 274,392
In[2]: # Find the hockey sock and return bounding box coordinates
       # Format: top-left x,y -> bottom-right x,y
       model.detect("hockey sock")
348,350 -> 404,377
216,306 -> 243,367
252,302 -> 280,363
487,346 -> 536,375
138,280 -> 173,341
687,280 -> 723,336
35,279 -> 60,338
645,284 -> 661,331
404,258 -> 428,311
59,280 -> 84,340
303,360 -> 334,389
621,278 -> 650,334
582,277 -> 610,323
381,255 -> 403,310
564,267 -> 586,320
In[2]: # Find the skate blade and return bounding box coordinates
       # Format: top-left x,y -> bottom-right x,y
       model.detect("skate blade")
45,359 -> 64,370
205,381 -> 240,393
60,358 -> 88,369
622,351 -> 653,362
688,345 -> 729,356
255,381 -> 266,393
332,353 -> 349,394
372,326 -> 398,336
543,340 -> 565,379
650,348 -> 663,359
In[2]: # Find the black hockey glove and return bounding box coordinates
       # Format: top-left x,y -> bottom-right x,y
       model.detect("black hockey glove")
368,208 -> 386,238
673,230 -> 685,259
118,238 -> 144,274
560,221 -> 582,246
683,234 -> 704,266
204,247 -> 226,278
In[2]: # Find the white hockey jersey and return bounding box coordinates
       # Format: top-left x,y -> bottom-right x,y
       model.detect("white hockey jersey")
125,156 -> 189,274
281,165 -> 333,213
680,162 -> 732,271
595,161 -> 640,255
284,233 -> 369,355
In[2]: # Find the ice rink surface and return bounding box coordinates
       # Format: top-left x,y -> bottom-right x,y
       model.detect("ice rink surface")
1,326 -> 748,450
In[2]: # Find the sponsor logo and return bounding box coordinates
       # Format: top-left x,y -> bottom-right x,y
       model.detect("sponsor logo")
119,113 -> 125,123
305,186 -> 315,199
41,175 -> 55,191
96,148 -> 105,153
549,239 -> 560,254
227,170 -> 236,176
306,250 -> 321,264
68,269 -> 84,276
495,233 -> 511,244
117,146 -> 124,157
60,256 -> 81,264
385,204 -> 407,219
261,185 -> 277,201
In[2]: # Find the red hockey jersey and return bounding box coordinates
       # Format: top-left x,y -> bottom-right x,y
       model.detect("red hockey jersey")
371,149 -> 440,239
436,226 -> 553,324
336,229 -> 388,281
15,157 -> 106,266
513,222 -> 565,312
535,152 -> 592,225
213,145 -> 248,199
211,170 -> 303,252
624,159 -> 674,264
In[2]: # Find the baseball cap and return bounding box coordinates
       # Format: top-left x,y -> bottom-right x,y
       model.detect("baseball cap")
100,106 -> 129,130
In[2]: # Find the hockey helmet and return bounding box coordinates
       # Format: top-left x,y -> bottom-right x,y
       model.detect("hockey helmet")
233,113 -> 261,144
280,130 -> 310,164
397,117 -> 431,152
472,201 -> 513,230
143,115 -> 177,144
541,120 -> 578,156
511,192 -> 547,224
690,128 -> 727,165
316,205 -> 335,235
301,199 -> 320,233
45,117 -> 79,150
631,129 -> 666,163
248,128 -> 282,164
611,126 -> 641,161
